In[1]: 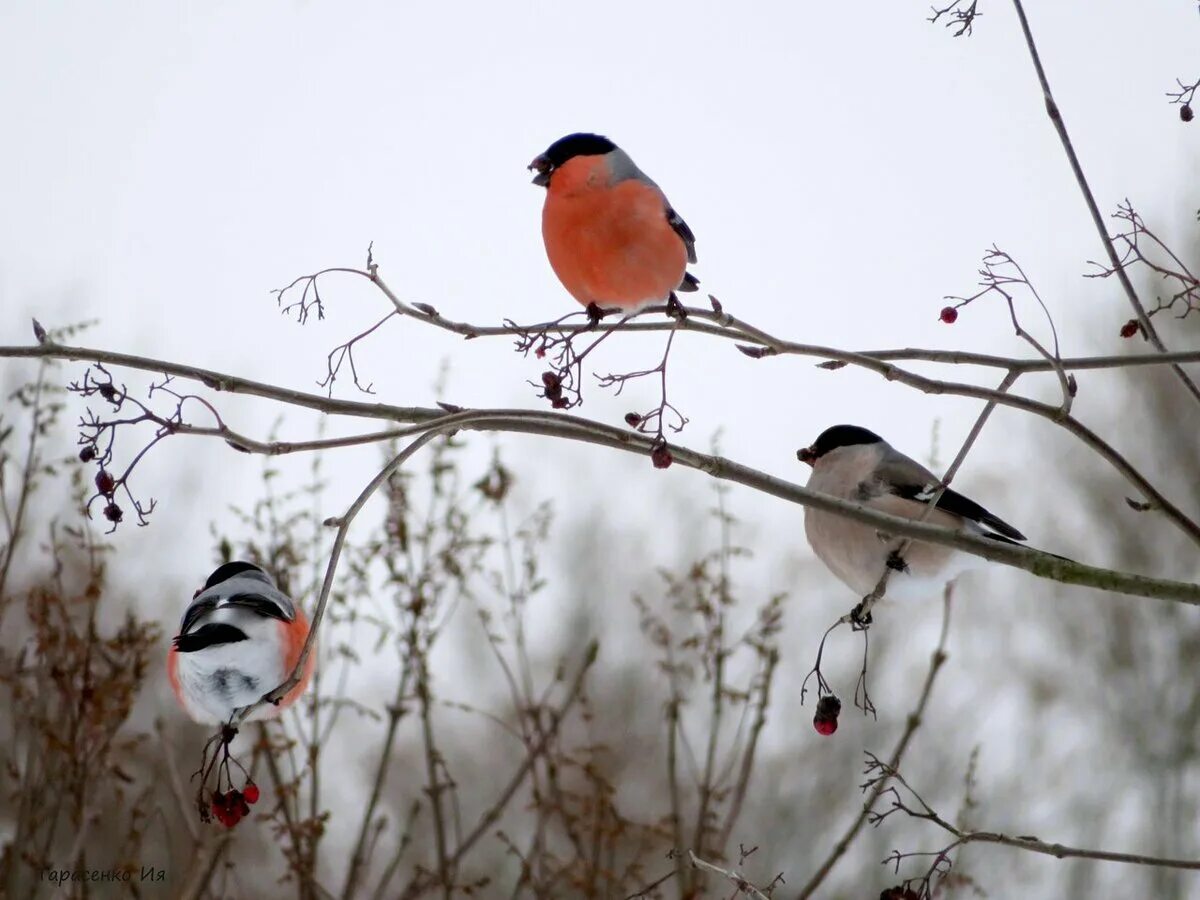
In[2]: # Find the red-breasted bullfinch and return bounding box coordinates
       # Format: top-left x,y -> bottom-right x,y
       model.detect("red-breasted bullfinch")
168,561 -> 314,723
529,133 -> 699,314
797,425 -> 1032,602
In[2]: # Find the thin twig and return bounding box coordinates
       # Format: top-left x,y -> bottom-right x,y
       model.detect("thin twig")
1008,0 -> 1200,405
239,431 -> 446,720
870,754 -> 1200,880
797,586 -> 955,898
688,850 -> 776,899
400,641 -> 600,898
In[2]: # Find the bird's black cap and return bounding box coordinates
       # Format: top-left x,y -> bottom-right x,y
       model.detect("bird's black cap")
799,424 -> 883,464
203,561 -> 267,590
536,133 -> 617,168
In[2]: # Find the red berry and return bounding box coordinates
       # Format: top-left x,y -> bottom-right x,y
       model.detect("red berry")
95,470 -> 115,495
939,306 -> 958,324
1119,319 -> 1139,338
813,694 -> 842,736
650,443 -> 673,469
103,503 -> 123,523
243,783 -> 260,804
535,347 -> 546,359
541,371 -> 561,390
624,413 -> 642,427
814,716 -> 838,736
79,445 -> 97,462
1182,105 -> 1194,123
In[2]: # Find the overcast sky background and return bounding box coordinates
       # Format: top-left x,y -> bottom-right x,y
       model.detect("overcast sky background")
2,1 -> 1198,895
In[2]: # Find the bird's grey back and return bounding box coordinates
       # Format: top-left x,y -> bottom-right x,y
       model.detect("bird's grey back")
875,444 -> 940,495
180,570 -> 295,630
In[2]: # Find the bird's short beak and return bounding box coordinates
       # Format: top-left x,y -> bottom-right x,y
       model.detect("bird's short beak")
797,446 -> 816,466
529,155 -> 551,187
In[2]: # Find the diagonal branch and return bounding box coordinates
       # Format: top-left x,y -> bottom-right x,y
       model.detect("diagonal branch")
4,344 -> 1200,602
855,371 -> 1018,624
7,341 -> 1200,547
1008,0 -> 1200,406
236,430 -> 446,722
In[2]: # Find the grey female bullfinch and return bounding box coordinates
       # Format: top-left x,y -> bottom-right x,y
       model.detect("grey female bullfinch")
168,562 -> 314,723
797,425 -> 1027,602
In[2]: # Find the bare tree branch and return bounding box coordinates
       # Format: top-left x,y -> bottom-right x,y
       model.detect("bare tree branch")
1008,0 -> 1200,405
866,753 -> 1200,894
2,343 -> 1198,603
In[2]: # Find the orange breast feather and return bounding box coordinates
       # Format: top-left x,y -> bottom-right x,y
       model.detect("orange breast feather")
542,163 -> 687,311
275,609 -> 316,711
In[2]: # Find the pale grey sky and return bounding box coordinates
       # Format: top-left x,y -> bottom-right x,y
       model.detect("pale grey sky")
2,2 -> 1198,894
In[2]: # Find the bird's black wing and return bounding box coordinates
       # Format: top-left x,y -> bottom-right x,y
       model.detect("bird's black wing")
665,207 -> 697,265
223,592 -> 292,622
891,482 -> 1027,542
179,596 -> 218,636
173,623 -> 248,652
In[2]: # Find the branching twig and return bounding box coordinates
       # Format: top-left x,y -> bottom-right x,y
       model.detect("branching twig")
1008,0 -> 1200,406
865,753 -> 1200,897
929,1 -> 981,37
797,586 -> 954,898
688,849 -> 782,898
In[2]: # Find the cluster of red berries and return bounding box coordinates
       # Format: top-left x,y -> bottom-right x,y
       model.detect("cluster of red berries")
813,694 -> 841,736
210,782 -> 260,828
540,371 -> 570,409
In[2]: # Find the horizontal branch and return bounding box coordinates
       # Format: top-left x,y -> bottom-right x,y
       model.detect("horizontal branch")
288,268 -> 1200,548
8,339 -> 1198,549
853,347 -> 1200,372
295,266 -> 1200,373
873,755 -> 1200,876
3,342 -> 1198,606
956,830 -> 1200,871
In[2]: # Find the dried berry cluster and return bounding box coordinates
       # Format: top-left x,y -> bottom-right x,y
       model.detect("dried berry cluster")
209,783 -> 260,829
539,370 -> 570,409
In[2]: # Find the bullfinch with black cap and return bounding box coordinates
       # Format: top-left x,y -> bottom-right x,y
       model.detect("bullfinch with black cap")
168,561 -> 314,724
797,425 -> 1032,603
529,132 -> 699,315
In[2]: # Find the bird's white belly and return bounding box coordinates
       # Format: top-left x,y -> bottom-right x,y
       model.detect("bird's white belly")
176,638 -> 286,723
